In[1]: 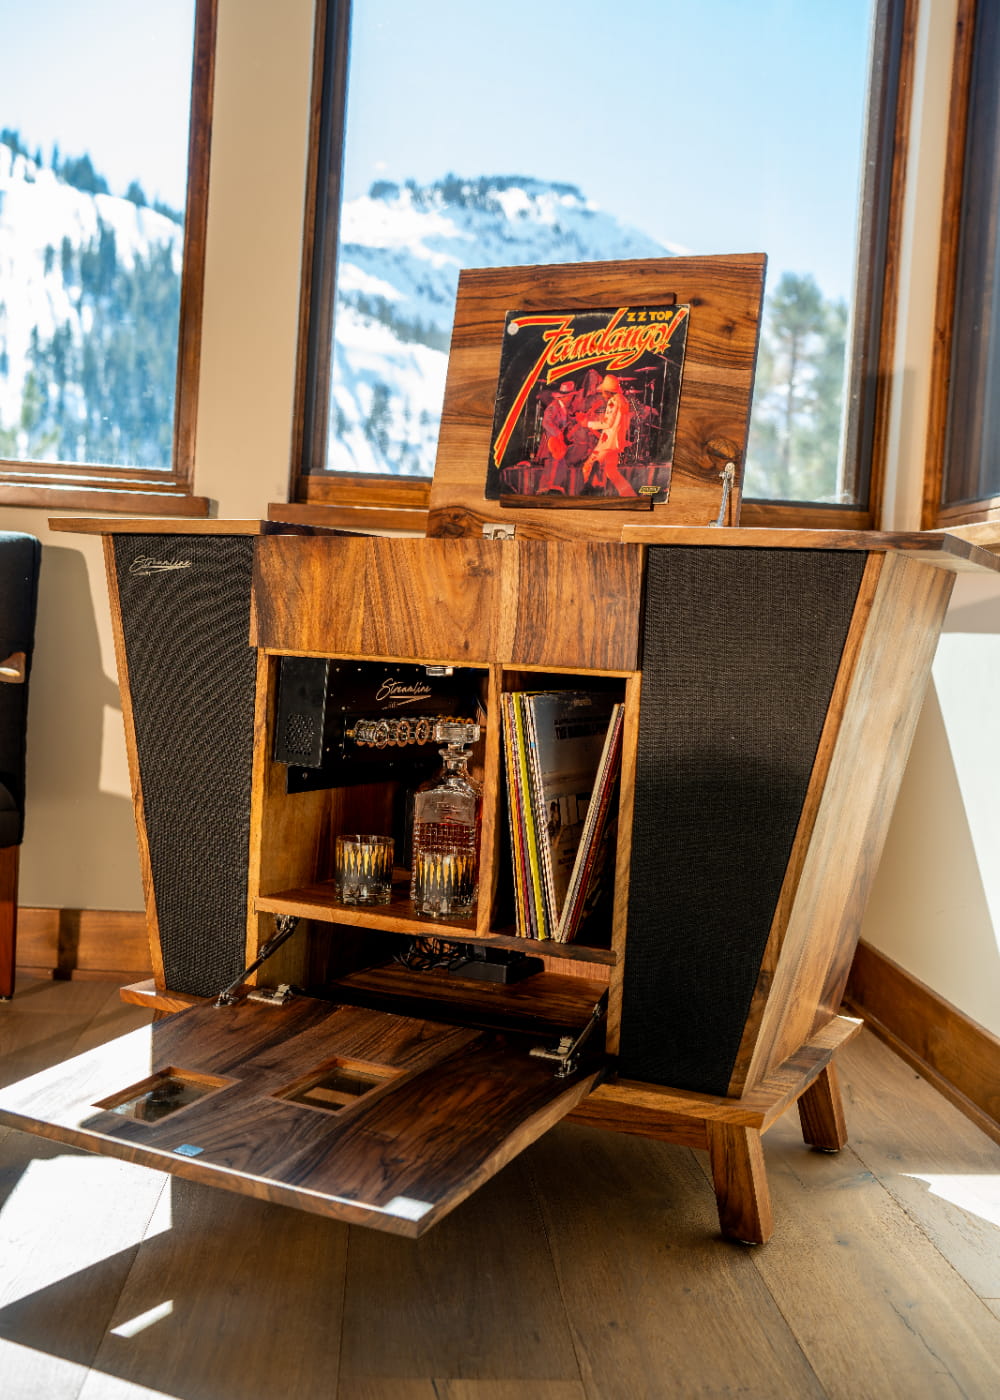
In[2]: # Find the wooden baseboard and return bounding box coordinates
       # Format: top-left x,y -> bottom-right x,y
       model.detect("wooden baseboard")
844,940 -> 1000,1146
14,907 -> 152,984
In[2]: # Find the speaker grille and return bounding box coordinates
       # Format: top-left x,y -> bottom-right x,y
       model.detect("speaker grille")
284,711 -> 317,758
114,535 -> 257,996
619,547 -> 867,1094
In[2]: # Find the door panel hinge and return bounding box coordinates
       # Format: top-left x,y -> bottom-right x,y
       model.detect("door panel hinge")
530,992 -> 608,1077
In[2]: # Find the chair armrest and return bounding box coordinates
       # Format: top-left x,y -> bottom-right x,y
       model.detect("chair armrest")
0,652 -> 26,684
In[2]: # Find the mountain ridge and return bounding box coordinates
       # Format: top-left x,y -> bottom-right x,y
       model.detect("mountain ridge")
331,172 -> 674,474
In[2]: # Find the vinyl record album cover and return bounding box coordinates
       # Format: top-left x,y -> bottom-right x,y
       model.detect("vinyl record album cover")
486,303 -> 689,502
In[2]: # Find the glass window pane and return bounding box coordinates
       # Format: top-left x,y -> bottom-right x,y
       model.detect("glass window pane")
0,0 -> 196,470
320,0 -> 876,504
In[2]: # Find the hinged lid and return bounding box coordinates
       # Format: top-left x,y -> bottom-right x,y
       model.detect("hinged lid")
0,996 -> 603,1237
428,253 -> 766,541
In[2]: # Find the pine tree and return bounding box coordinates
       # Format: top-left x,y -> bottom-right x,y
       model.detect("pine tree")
58,152 -> 110,196
365,382 -> 392,456
22,228 -> 181,468
747,272 -> 846,502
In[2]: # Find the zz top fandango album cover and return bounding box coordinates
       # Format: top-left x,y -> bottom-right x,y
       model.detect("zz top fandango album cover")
486,303 -> 689,502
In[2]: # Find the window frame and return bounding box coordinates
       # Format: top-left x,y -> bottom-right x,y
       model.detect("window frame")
288,0 -> 913,533
923,0 -> 1000,529
0,0 -> 217,517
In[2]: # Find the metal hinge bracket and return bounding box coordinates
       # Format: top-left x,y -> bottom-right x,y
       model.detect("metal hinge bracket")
246,982 -> 296,1007
530,992 -> 608,1078
214,914 -> 301,1007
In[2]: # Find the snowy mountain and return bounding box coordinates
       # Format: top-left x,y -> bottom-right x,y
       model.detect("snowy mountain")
0,152 -> 678,476
0,140 -> 183,466
330,175 -> 673,475
0,141 -> 849,499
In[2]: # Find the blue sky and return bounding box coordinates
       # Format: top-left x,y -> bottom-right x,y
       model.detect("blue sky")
1,0 -> 195,209
2,0 -> 874,301
343,0 -> 874,302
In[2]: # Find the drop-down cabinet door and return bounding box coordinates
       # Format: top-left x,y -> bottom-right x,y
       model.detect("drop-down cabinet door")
0,995 -> 602,1237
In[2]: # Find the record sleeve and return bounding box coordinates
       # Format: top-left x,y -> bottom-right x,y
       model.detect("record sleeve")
486,303 -> 689,502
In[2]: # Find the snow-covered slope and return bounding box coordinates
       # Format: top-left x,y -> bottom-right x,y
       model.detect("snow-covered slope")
0,143 -> 182,454
330,175 -> 672,475
0,152 -> 673,474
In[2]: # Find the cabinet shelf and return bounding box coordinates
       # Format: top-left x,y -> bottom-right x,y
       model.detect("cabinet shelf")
253,880 -> 618,966
331,963 -> 609,1033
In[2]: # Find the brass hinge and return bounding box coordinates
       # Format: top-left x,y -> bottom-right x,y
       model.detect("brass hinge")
247,982 -> 296,1007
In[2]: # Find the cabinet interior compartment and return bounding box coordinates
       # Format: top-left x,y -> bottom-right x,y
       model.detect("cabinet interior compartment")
248,655 -> 630,1043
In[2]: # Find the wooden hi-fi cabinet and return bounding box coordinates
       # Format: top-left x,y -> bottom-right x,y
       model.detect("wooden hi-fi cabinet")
3,519 -> 996,1243
8,254 -> 998,1240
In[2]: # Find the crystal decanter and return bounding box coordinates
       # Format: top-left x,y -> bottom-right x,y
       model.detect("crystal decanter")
410,720 -> 481,919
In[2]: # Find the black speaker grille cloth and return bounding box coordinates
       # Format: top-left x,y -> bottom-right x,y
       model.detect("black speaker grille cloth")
619,547 -> 867,1094
114,535 -> 256,995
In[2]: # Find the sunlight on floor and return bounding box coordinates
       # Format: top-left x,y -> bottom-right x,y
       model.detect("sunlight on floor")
0,1154 -> 171,1306
904,1172 -> 1000,1229
0,1340 -> 90,1394
110,1299 -> 175,1338
0,1338 -> 180,1400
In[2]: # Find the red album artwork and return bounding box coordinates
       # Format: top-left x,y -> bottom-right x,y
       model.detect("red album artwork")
486,303 -> 689,501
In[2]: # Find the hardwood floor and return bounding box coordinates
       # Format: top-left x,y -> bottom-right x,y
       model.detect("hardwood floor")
0,976 -> 998,1399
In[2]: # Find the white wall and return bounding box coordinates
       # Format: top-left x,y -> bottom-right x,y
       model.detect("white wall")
864,577 -> 1000,1037
2,0 -> 999,1039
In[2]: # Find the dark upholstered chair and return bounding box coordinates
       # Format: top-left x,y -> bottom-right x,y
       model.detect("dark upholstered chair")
0,533 -> 41,1000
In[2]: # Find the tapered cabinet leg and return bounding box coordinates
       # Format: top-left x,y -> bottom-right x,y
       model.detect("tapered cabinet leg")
0,845 -> 19,1000
798,1062 -> 848,1152
706,1121 -> 774,1244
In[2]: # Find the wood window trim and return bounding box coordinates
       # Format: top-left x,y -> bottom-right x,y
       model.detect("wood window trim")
936,494 -> 1000,530
286,0 -> 910,536
290,0 -> 352,484
273,470 -> 431,534
742,0 -> 915,532
0,0 -> 217,519
842,0 -> 915,530
923,0 -> 986,529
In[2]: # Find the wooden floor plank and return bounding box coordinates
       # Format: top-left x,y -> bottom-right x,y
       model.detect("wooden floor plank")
64,984 -> 154,1057
0,978 -> 136,1090
741,1109 -> 1000,1399
337,1384 -> 438,1400
76,1177 -> 350,1400
830,1029 -> 1000,1300
436,1385 -> 588,1399
0,981 -> 163,1400
338,1385 -> 587,1400
0,1138 -> 168,1400
0,1341 -> 91,1400
3,979 -> 1000,1400
526,1122 -> 826,1400
338,1155 -> 583,1386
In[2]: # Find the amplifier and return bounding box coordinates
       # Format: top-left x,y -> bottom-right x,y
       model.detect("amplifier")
273,657 -> 485,792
